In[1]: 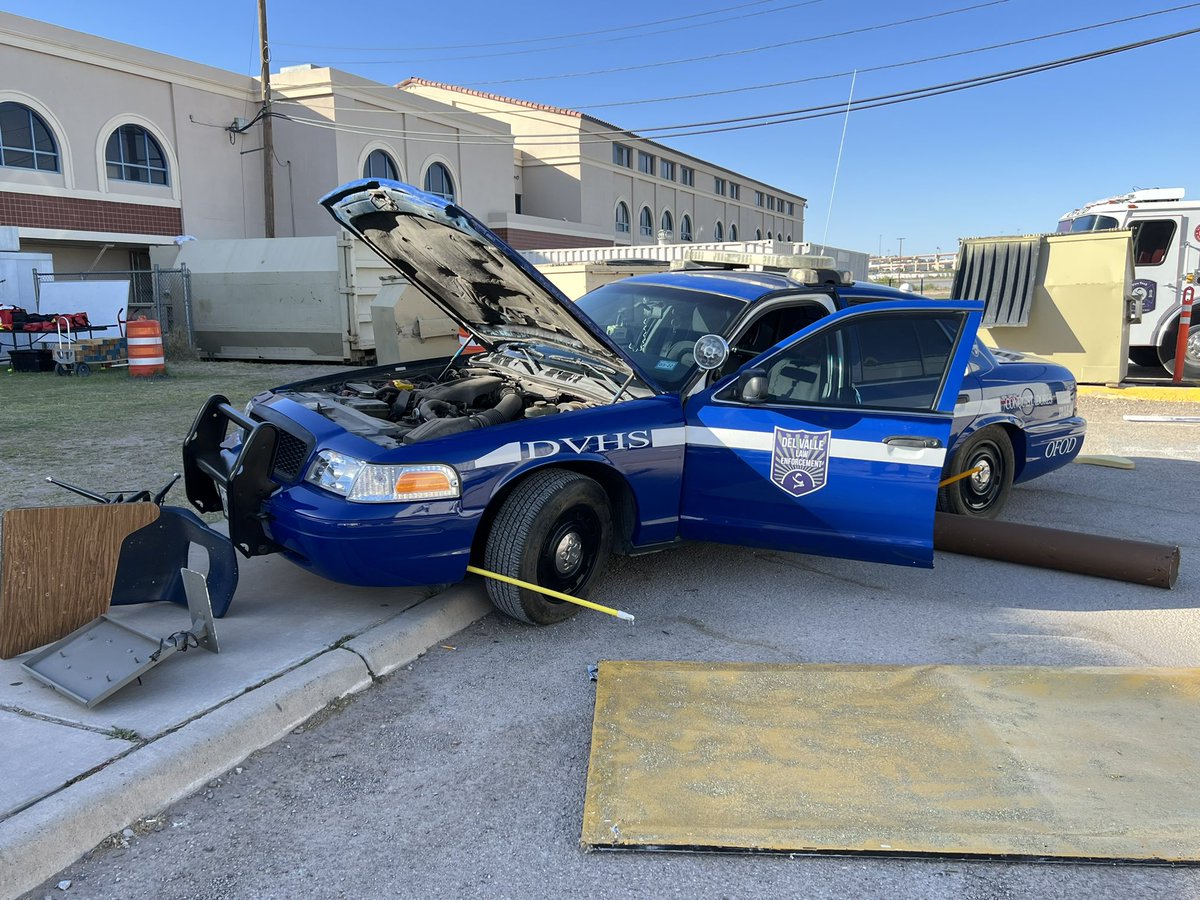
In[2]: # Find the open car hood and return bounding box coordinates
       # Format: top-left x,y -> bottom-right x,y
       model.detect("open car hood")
321,180 -> 634,370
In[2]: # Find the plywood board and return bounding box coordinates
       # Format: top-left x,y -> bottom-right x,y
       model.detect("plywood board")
582,661 -> 1200,861
0,504 -> 159,658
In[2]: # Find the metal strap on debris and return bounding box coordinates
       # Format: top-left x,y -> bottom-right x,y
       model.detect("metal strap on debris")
952,237 -> 1042,327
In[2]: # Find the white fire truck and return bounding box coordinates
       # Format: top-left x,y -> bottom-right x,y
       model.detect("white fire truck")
1057,188 -> 1199,376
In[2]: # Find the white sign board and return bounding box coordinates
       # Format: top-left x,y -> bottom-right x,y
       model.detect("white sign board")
37,280 -> 129,327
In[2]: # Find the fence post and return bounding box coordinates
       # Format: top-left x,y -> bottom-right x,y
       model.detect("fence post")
181,264 -> 194,348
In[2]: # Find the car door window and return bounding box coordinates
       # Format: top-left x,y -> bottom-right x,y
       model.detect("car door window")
722,310 -> 964,412
715,299 -> 831,380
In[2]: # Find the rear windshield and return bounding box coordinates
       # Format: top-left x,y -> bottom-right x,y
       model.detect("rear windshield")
576,282 -> 744,390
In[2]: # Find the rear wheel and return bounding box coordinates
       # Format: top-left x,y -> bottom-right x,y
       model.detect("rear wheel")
1157,320 -> 1200,380
937,426 -> 1015,519
483,469 -> 612,625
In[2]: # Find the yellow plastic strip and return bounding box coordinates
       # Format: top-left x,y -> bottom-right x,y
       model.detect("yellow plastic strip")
1073,454 -> 1136,469
938,465 -> 983,488
466,564 -> 634,622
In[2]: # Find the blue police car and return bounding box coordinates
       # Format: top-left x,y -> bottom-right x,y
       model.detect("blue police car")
183,180 -> 1085,625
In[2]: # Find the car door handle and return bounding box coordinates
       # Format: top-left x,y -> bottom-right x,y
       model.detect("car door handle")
957,393 -> 970,404
883,435 -> 943,449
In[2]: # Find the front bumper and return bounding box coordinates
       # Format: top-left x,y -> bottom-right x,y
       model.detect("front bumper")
264,485 -> 479,586
182,394 -> 479,585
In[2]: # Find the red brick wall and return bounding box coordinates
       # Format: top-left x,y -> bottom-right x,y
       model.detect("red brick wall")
494,227 -> 614,251
0,192 -> 183,236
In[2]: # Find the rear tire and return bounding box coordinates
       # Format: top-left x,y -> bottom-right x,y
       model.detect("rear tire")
937,426 -> 1015,519
483,469 -> 612,625
1157,321 -> 1200,380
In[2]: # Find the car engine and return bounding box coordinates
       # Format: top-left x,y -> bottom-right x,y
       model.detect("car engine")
265,355 -> 611,448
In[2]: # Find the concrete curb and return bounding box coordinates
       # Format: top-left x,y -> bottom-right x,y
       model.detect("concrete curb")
0,586 -> 492,898
345,583 -> 491,679
1079,384 -> 1200,402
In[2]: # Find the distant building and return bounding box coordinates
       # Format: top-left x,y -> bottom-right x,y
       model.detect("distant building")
0,11 -> 806,281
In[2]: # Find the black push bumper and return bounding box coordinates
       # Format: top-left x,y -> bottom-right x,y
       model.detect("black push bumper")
183,394 -> 282,558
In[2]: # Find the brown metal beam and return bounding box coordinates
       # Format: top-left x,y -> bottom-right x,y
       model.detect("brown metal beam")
933,512 -> 1179,589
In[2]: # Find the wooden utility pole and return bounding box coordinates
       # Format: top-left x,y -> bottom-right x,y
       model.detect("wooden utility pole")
258,0 -> 275,237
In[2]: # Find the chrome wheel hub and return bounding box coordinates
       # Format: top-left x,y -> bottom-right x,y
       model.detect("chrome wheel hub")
1186,328 -> 1200,365
970,459 -> 993,491
555,532 -> 584,575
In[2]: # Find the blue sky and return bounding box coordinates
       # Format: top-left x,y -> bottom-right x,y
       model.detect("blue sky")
7,0 -> 1198,254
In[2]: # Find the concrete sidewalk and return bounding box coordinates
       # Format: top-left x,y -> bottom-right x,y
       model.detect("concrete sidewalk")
0,553 -> 491,897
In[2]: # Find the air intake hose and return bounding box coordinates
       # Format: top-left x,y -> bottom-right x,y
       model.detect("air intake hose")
403,390 -> 523,444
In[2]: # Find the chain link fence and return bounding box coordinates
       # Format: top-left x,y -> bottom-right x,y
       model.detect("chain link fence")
33,265 -> 193,350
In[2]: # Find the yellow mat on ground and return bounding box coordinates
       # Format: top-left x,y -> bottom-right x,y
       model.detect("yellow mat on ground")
581,661 -> 1200,861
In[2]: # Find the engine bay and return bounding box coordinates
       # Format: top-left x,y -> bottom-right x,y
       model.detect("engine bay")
265,349 -> 634,448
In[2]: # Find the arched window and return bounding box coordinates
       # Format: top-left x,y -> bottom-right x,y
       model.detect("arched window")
786,234 -> 792,242
363,149 -> 398,181
423,162 -> 455,201
767,231 -> 773,240
615,201 -> 630,234
639,206 -> 653,238
714,221 -> 724,241
0,102 -> 59,171
660,210 -> 673,236
106,124 -> 168,184
756,228 -> 762,240
680,215 -> 693,242
729,223 -> 738,241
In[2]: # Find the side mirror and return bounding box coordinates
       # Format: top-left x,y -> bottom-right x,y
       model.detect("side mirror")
693,334 -> 729,371
736,367 -> 768,403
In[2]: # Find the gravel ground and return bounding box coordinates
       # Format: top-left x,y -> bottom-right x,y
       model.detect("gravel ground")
16,392 -> 1200,900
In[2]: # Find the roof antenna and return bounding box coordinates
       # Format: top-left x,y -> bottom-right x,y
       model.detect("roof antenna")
820,69 -> 857,256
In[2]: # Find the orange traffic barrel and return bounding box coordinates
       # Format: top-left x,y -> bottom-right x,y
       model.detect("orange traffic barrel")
127,317 -> 166,376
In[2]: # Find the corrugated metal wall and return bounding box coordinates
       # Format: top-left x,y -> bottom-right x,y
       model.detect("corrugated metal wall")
952,237 -> 1043,327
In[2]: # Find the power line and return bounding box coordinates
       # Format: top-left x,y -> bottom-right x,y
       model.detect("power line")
271,26 -> 1200,146
575,1 -> 1200,110
466,0 -> 1012,86
271,0 -> 787,52
291,1 -> 827,65
269,2 -> 1200,119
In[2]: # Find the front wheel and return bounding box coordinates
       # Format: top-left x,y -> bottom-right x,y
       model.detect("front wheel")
937,426 -> 1015,519
483,469 -> 613,625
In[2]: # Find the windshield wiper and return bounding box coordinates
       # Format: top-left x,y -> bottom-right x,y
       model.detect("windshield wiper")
547,353 -> 636,401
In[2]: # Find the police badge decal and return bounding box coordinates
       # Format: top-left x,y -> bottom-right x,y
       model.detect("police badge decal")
770,427 -> 831,498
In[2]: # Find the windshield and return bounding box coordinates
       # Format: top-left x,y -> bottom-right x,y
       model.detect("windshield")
575,281 -> 745,390
1057,213 -> 1120,233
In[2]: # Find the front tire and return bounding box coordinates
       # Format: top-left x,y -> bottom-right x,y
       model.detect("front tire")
1128,346 -> 1160,369
483,469 -> 613,625
937,426 -> 1015,519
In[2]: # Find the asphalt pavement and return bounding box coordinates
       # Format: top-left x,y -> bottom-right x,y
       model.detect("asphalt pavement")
17,393 -> 1200,900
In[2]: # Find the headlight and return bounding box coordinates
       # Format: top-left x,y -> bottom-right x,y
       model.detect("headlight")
304,451 -> 460,503
305,450 -> 363,496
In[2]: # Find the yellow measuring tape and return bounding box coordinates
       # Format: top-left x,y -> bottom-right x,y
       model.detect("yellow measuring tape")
470,469 -> 986,619
466,564 -> 635,622
938,465 -> 984,488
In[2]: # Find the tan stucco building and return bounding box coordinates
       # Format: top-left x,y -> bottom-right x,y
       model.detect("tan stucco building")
401,79 -> 806,251
0,11 -> 806,280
